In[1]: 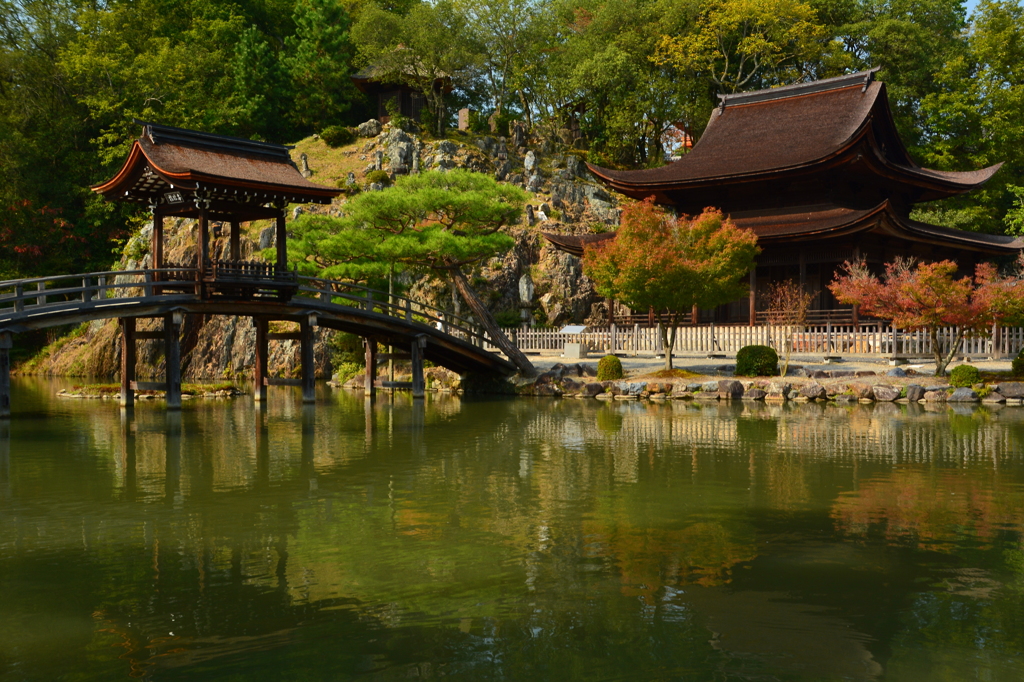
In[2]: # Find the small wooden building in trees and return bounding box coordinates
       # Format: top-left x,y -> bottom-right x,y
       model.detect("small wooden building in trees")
93,121 -> 340,299
545,69 -> 1023,324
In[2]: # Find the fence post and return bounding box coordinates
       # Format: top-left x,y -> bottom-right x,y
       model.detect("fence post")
633,323 -> 639,357
405,299 -> 412,322
13,285 -> 23,313
35,281 -> 46,307
991,322 -> 1001,360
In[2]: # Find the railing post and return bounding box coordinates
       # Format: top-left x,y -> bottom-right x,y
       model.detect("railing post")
405,299 -> 412,322
365,291 -> 373,312
82,277 -> 92,303
13,285 -> 24,313
143,271 -> 153,298
35,281 -> 45,307
98,276 -> 108,300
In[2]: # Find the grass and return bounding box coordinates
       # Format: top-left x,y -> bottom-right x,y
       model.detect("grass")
638,368 -> 702,380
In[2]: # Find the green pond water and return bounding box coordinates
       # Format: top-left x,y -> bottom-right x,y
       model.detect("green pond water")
2,377 -> 1024,681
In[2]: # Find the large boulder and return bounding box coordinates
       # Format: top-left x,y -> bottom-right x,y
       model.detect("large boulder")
948,387 -> 980,402
849,383 -> 874,400
996,382 -> 1024,399
717,380 -> 744,398
743,388 -> 767,400
905,385 -> 925,402
357,119 -> 382,137
923,390 -> 947,402
800,383 -> 827,400
872,385 -> 900,402
582,382 -> 606,397
886,367 -> 907,378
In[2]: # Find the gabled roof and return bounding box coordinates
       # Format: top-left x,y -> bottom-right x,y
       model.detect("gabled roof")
587,70 -> 1000,204
93,122 -> 340,207
544,201 -> 1024,257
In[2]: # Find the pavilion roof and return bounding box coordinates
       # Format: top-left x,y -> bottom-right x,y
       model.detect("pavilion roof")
586,70 -> 1000,204
92,122 -> 340,211
543,201 -> 1024,257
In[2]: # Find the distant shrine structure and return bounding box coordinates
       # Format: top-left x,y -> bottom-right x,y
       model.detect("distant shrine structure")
544,69 -> 1023,325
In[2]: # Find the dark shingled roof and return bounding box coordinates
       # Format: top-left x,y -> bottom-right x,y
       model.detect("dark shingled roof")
587,70 -> 1000,198
544,202 -> 1024,257
93,122 -> 340,204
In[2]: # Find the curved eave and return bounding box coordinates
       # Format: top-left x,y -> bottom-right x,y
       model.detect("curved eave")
541,231 -> 615,258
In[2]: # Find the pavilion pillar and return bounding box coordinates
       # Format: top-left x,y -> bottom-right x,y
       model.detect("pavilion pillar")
606,297 -> 615,325
254,318 -> 268,403
275,212 -> 287,272
0,332 -> 11,419
364,337 -> 377,399
691,304 -> 699,326
749,268 -> 757,327
164,313 -> 182,410
300,318 -> 316,404
230,221 -> 241,261
152,208 -> 164,272
198,209 -> 210,277
411,335 -> 425,399
120,318 -> 136,408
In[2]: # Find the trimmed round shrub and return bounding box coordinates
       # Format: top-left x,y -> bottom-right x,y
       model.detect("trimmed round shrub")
597,354 -> 623,381
949,364 -> 981,387
735,345 -> 778,377
365,169 -> 391,186
320,125 -> 356,147
1013,349 -> 1024,376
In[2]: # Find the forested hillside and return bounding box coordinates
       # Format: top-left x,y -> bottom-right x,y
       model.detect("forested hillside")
3,0 -> 1024,281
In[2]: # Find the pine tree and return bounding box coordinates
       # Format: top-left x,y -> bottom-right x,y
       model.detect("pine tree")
284,0 -> 356,132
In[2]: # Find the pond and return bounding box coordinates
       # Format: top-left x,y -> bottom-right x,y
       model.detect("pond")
2,378 -> 1023,681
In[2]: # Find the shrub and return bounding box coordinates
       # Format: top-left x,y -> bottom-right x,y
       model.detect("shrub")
949,364 -> 981,387
1013,348 -> 1024,376
736,345 -> 778,377
365,169 -> 391,186
597,354 -> 623,380
320,125 -> 356,147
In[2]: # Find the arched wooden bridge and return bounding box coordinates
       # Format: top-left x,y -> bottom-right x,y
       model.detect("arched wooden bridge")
0,268 -> 515,415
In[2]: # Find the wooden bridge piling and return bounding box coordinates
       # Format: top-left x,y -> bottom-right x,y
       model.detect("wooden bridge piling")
120,318 -> 136,407
411,335 -> 426,398
0,332 -> 11,418
364,338 -> 377,399
254,318 -> 268,403
299,317 -> 315,404
164,313 -> 182,409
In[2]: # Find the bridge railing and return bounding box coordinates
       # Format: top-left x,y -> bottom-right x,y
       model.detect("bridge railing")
294,276 -> 493,348
0,268 -> 201,317
0,268 -> 499,351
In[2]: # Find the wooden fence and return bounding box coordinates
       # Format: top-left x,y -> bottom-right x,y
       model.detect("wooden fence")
494,323 -> 1024,360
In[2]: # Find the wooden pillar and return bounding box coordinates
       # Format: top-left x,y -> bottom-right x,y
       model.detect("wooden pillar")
0,332 -> 11,419
152,208 -> 164,272
230,221 -> 241,262
275,212 -> 287,271
119,318 -> 136,408
254,318 -> 268,403
606,297 -> 615,325
364,337 -> 377,399
411,335 -> 425,399
164,313 -> 181,409
300,318 -> 315,404
749,268 -> 757,327
198,209 -> 210,277
691,304 -> 699,326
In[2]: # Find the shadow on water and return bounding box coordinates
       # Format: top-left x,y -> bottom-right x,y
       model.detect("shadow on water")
2,381 -> 1024,681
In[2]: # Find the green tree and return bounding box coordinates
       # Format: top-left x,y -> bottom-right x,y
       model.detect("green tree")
352,0 -> 480,135
287,170 -> 537,375
231,25 -> 288,140
284,0 -> 357,132
583,199 -> 760,370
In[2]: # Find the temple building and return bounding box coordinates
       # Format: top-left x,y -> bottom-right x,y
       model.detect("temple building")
544,69 -> 1023,324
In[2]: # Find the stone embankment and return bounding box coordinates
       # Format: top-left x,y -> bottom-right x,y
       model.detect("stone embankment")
515,363 -> 1024,405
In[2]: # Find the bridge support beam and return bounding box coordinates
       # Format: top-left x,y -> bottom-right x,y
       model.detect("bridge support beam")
300,318 -> 315,404
411,335 -> 426,399
364,337 -> 376,399
165,313 -> 182,409
254,318 -> 268,403
120,318 -> 136,408
0,332 -> 11,418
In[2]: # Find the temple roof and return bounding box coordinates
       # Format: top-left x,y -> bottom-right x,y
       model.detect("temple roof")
587,70 -> 1001,207
93,122 -> 340,212
543,202 -> 1024,257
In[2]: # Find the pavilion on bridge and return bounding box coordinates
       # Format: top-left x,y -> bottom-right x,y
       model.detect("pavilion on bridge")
544,69 -> 1023,325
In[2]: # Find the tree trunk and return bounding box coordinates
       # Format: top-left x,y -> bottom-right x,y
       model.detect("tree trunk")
450,267 -> 536,377
659,316 -> 678,371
